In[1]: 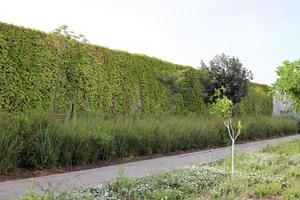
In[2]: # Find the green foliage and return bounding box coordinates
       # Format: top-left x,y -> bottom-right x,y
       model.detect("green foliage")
201,53 -> 253,104
0,113 -> 297,175
210,94 -> 241,180
254,182 -> 282,197
273,59 -> 300,111
284,188 -> 300,200
234,83 -> 273,115
151,189 -> 184,200
109,169 -> 133,197
21,140 -> 300,200
262,138 -> 300,155
0,121 -> 22,174
238,116 -> 297,140
0,22 -> 271,115
0,22 -> 203,115
209,96 -> 233,119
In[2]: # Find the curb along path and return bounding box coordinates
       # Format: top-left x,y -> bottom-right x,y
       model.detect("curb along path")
1,134 -> 300,200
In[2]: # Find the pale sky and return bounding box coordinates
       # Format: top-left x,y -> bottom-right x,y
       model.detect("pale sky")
1,0 -> 299,84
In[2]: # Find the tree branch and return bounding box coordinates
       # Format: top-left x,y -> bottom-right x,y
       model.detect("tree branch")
229,119 -> 235,140
224,121 -> 234,140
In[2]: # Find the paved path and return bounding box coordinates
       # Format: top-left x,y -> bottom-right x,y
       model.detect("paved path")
1,134 -> 300,200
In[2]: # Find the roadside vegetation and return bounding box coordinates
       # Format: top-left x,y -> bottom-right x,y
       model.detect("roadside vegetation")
0,112 -> 297,175
273,58 -> 300,110
1,21 -> 299,200
19,139 -> 300,200
0,22 -> 284,178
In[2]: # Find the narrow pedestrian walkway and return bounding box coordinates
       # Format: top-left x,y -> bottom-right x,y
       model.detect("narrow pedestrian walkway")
1,134 -> 299,200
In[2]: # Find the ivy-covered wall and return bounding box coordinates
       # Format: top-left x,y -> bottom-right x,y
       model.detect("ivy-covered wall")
234,83 -> 272,115
0,22 -> 272,115
0,22 -> 206,114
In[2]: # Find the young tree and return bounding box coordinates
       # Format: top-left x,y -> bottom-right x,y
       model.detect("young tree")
200,54 -> 253,103
273,59 -> 300,111
210,94 -> 242,179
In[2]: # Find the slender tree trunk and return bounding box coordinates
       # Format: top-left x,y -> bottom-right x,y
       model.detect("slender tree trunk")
231,139 -> 235,180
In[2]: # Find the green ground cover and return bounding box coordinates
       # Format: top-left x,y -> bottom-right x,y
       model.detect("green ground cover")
20,139 -> 300,200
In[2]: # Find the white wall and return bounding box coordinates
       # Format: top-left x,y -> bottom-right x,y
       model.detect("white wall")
273,93 -> 293,116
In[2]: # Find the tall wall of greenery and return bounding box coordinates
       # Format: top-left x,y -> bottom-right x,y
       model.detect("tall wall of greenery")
234,83 -> 272,115
0,22 -> 271,115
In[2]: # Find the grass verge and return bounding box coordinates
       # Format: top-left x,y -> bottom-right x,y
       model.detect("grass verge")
0,112 -> 298,175
19,139 -> 300,200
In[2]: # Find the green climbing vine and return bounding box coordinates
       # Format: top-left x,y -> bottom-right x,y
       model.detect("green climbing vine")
0,22 -> 272,115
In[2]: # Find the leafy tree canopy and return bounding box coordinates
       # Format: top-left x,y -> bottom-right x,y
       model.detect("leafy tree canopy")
273,59 -> 300,110
201,54 -> 253,104
209,95 -> 233,119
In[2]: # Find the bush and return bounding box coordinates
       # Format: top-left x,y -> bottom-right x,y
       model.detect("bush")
0,112 -> 297,175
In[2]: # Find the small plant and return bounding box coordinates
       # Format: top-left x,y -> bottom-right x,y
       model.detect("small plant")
151,188 -> 183,200
284,188 -> 300,200
254,182 -> 282,198
210,94 -> 242,179
110,168 -> 133,197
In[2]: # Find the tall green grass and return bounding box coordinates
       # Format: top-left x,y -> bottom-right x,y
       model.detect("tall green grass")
0,113 -> 297,175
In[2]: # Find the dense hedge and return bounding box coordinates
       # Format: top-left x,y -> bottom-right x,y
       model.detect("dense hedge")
0,22 -> 206,114
0,22 -> 270,115
0,113 -> 297,174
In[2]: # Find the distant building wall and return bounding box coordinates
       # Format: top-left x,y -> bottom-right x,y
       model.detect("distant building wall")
273,93 -> 293,116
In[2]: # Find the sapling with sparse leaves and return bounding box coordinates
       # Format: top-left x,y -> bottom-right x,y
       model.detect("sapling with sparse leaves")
210,95 -> 242,179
